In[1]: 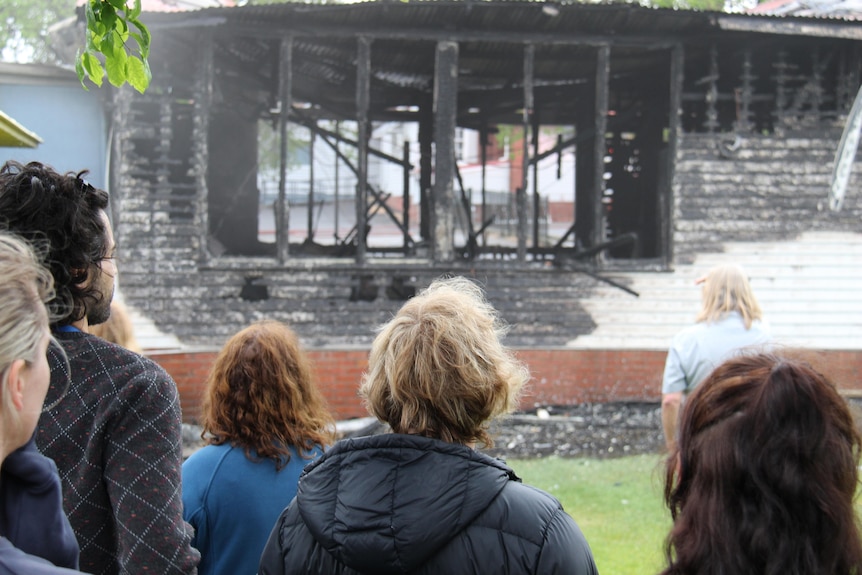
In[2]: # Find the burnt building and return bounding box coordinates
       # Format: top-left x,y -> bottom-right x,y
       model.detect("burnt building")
75,1 -> 862,416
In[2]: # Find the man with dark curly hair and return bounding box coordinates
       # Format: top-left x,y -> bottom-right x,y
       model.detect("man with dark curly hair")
0,161 -> 199,575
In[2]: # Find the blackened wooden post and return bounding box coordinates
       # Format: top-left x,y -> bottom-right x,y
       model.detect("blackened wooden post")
662,43 -> 683,269
705,45 -> 719,133
307,127 -> 315,240
195,29 -> 214,263
433,40 -> 458,262
334,121 -> 340,242
575,85 -> 595,250
277,36 -> 293,263
592,44 -> 610,252
403,140 -> 410,252
480,124 -> 488,245
812,48 -> 824,121
519,43 -> 534,263
419,101 -> 433,243
356,36 -> 371,265
532,115 -> 540,251
737,50 -> 753,133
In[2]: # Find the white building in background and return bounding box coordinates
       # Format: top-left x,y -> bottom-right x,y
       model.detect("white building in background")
262,121 -> 578,245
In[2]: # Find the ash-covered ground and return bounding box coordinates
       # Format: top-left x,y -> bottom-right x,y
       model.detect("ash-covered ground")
184,402 -> 665,460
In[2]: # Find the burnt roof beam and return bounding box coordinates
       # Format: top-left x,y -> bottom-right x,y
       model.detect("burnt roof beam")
215,22 -> 682,49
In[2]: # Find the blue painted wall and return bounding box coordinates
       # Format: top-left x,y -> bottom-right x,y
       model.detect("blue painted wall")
0,83 -> 107,188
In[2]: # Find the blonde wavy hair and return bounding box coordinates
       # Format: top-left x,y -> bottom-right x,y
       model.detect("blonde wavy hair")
0,233 -> 56,422
696,264 -> 762,329
201,320 -> 336,469
360,276 -> 529,447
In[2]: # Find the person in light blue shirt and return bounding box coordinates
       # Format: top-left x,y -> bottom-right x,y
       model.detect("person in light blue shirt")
182,320 -> 336,575
661,264 -> 771,451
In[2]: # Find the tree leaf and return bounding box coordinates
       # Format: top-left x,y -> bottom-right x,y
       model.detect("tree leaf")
105,33 -> 129,87
129,17 -> 150,57
86,0 -> 98,29
107,0 -> 127,10
126,55 -> 151,94
75,50 -> 90,91
82,51 -> 104,87
100,27 -> 114,57
116,17 -> 130,43
130,0 -> 142,20
99,3 -> 118,35
86,28 -> 99,51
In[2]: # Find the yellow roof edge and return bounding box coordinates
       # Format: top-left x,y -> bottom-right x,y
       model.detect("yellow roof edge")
0,110 -> 42,148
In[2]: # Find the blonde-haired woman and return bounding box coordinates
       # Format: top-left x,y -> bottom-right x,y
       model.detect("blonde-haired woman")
260,277 -> 598,575
0,233 -> 79,574
661,264 -> 771,451
182,320 -> 335,575
87,300 -> 142,353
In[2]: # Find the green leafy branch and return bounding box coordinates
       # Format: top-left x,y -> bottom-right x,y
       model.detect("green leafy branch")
76,0 -> 151,93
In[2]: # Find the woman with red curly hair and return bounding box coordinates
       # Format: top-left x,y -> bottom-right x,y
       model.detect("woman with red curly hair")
662,352 -> 862,575
182,320 -> 335,575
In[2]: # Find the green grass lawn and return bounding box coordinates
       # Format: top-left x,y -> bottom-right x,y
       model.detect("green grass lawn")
510,454 -> 671,575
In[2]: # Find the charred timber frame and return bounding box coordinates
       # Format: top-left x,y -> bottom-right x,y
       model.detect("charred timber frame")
520,44 -> 534,263
593,45 -> 610,252
277,36 -> 293,263
356,36 -> 372,265
433,41 -> 458,262
663,43 -> 684,269
197,29 -> 214,264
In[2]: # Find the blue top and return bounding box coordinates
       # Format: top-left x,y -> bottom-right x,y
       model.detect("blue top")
182,442 -> 323,575
662,311 -> 772,395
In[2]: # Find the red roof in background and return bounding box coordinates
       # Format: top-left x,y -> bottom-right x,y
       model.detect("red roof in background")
76,0 -> 236,12
747,0 -> 862,17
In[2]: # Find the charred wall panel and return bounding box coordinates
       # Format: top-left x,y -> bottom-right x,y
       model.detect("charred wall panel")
673,131 -> 862,263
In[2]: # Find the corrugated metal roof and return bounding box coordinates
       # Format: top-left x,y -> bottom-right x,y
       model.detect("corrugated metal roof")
143,1 -> 862,126
149,1 -> 705,39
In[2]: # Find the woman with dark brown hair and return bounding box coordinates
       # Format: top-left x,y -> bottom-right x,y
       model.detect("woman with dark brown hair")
182,320 -> 336,575
662,352 -> 862,575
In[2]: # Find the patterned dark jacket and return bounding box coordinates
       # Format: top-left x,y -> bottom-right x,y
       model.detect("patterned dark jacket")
37,331 -> 199,575
259,433 -> 599,575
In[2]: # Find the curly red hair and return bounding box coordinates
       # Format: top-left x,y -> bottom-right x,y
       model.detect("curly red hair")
200,320 -> 336,469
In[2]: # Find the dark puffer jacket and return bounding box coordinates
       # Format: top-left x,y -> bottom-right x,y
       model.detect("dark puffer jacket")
259,434 -> 598,575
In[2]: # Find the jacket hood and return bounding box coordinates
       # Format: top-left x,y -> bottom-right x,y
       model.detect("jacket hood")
295,433 -> 517,574
2,435 -> 56,493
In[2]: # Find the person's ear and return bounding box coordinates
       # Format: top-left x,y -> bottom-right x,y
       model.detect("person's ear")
5,359 -> 26,412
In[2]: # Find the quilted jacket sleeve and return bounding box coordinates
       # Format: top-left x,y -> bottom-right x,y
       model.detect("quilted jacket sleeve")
535,506 -> 599,575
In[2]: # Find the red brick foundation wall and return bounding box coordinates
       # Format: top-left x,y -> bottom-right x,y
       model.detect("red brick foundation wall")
151,348 -> 862,424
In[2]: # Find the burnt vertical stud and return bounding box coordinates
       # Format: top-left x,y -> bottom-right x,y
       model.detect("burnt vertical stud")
519,43 -> 534,262
662,43 -> 684,269
356,36 -> 372,265
593,44 -> 610,252
307,127 -> 315,240
196,29 -> 214,263
277,36 -> 293,263
433,40 -> 458,262
402,140 -> 411,253
480,124 -> 488,246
